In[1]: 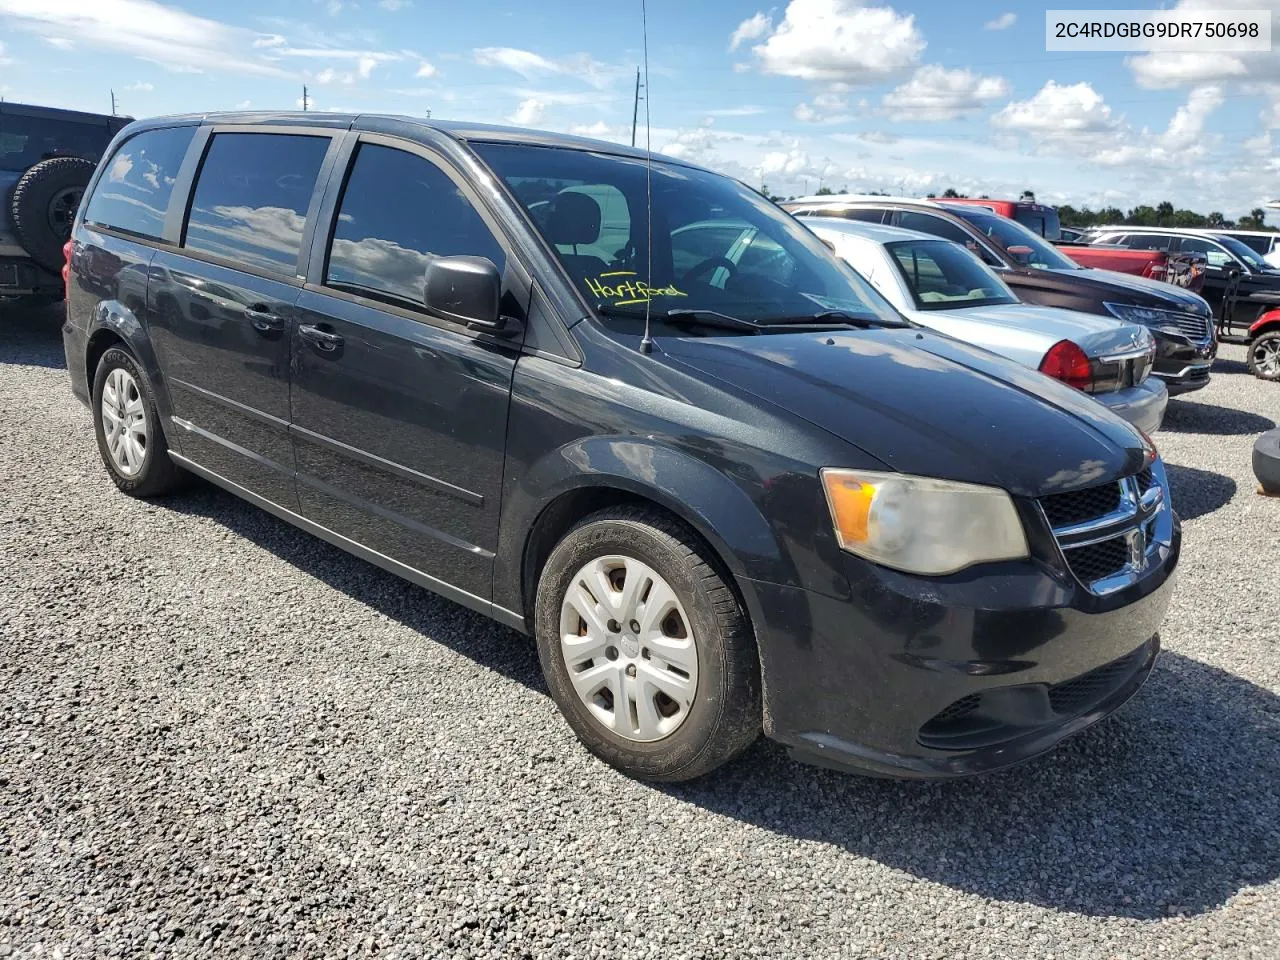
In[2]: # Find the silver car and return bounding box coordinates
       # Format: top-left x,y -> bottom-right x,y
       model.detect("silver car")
807,217 -> 1168,435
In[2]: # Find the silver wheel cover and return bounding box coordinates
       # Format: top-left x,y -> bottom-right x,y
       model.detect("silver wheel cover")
558,555 -> 700,742
100,368 -> 147,477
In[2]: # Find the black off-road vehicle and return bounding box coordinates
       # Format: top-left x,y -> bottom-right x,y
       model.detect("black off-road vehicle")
1,101 -> 130,306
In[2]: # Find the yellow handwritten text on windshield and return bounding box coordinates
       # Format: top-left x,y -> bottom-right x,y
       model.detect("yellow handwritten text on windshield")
585,271 -> 687,306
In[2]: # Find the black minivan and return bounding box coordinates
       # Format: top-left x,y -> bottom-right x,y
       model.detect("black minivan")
64,113 -> 1179,781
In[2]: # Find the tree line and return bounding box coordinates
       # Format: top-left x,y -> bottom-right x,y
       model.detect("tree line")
926,188 -> 1273,231
760,183 -> 1274,231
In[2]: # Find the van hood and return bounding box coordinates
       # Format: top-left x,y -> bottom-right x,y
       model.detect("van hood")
660,327 -> 1145,498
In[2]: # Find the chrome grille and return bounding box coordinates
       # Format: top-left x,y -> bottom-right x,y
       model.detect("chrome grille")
1039,465 -> 1168,595
1157,312 -> 1212,341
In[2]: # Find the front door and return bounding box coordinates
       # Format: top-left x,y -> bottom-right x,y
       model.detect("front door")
146,129 -> 335,507
289,137 -> 527,601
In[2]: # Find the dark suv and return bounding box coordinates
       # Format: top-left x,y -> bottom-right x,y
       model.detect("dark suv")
1,102 -> 130,305
64,113 -> 1178,781
786,196 -> 1218,395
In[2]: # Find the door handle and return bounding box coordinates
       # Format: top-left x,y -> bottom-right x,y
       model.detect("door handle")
299,323 -> 344,352
245,305 -> 285,332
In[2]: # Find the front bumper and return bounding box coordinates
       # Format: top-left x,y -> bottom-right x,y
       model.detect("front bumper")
742,516 -> 1179,779
1150,329 -> 1215,394
1094,377 -> 1168,434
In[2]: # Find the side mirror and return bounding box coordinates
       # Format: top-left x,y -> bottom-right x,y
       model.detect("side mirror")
424,256 -> 506,333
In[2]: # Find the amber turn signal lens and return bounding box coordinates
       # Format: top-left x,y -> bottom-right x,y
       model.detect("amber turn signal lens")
821,471 -> 876,547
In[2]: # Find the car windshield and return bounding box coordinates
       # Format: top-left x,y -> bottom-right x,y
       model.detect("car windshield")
948,208 -> 1082,271
887,239 -> 1018,310
1214,234 -> 1273,271
472,143 -> 904,327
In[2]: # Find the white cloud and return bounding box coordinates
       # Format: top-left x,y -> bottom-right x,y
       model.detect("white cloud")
1127,0 -> 1280,87
569,120 -> 614,138
357,56 -> 377,79
379,0 -> 411,8
703,105 -> 766,117
415,60 -> 436,78
746,0 -> 925,84
124,80 -> 153,92
992,80 -> 1117,136
508,97 -> 545,126
793,89 -> 853,124
729,12 -> 771,51
1130,51 -> 1247,89
984,12 -> 1015,31
991,80 -> 1226,170
253,34 -> 285,48
0,0 -> 288,76
473,46 -> 618,88
882,65 -> 1009,121
1161,84 -> 1225,149
44,36 -> 73,49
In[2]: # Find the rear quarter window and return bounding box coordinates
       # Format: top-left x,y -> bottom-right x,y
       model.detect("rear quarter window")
183,132 -> 330,275
81,126 -> 196,240
0,115 -> 114,172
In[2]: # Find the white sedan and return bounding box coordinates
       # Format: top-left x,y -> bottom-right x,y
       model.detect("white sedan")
806,217 -> 1169,435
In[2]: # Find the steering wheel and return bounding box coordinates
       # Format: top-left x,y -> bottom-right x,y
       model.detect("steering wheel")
680,256 -> 738,287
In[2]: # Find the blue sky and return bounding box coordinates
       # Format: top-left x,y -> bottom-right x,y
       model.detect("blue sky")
0,0 -> 1276,217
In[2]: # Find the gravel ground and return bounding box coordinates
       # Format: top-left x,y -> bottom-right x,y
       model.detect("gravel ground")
2,303 -> 1278,960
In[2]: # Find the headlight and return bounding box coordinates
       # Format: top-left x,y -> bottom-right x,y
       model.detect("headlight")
820,469 -> 1029,575
1103,301 -> 1200,330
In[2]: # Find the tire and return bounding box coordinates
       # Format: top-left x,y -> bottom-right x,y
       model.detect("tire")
1254,428 -> 1280,497
9,157 -> 97,273
1247,332 -> 1280,382
534,506 -> 761,782
91,346 -> 189,497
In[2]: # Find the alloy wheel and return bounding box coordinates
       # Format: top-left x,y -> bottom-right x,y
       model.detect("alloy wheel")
558,555 -> 699,742
100,368 -> 147,477
1253,336 -> 1280,379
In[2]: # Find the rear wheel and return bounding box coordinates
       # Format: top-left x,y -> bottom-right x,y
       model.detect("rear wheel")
534,506 -> 761,781
1248,332 -> 1280,381
91,347 -> 188,497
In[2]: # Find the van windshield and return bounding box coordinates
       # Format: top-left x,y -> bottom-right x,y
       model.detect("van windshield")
472,143 -> 904,327
949,208 -> 1082,271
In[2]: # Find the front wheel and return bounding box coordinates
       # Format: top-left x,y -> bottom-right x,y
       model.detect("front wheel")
1248,332 -> 1280,381
534,506 -> 761,782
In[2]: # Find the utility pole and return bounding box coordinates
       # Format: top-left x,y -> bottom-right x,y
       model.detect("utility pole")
630,67 -> 642,147
302,85 -> 309,112
110,90 -> 117,116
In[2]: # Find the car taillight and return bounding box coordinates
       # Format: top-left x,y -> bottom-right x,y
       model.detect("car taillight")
1039,339 -> 1093,391
62,240 -> 72,297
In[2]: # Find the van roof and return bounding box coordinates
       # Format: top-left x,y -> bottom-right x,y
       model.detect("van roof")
122,111 -> 710,170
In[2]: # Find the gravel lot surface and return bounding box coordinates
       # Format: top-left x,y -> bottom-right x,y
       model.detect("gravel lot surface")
2,303 -> 1278,959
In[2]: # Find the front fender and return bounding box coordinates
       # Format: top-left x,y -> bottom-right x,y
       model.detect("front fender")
1248,312 -> 1280,338
493,435 -> 802,616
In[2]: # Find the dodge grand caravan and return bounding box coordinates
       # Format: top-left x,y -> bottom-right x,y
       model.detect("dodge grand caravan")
64,113 -> 1179,781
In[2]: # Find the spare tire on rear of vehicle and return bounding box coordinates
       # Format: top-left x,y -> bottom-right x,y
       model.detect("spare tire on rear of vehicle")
9,156 -> 98,273
1254,428 -> 1280,496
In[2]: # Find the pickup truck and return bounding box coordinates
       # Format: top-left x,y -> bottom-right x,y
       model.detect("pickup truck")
1057,242 -> 1208,293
